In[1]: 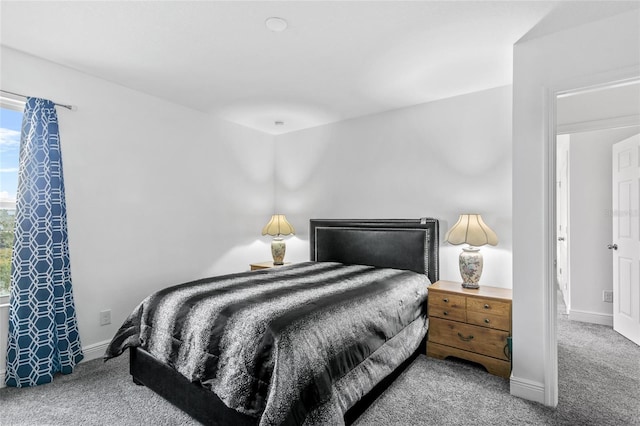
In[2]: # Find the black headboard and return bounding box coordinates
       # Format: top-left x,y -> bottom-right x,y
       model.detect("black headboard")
309,218 -> 439,283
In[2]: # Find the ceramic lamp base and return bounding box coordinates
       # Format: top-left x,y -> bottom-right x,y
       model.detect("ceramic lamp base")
271,237 -> 286,265
459,246 -> 483,289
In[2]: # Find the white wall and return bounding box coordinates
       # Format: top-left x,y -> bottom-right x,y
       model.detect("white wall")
568,127 -> 640,325
0,47 -> 276,366
275,86 -> 513,288
512,9 -> 640,406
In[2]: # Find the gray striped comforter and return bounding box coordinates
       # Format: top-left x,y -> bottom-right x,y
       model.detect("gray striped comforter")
105,261 -> 430,425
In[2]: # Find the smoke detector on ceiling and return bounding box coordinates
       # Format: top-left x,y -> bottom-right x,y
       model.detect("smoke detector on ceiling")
265,17 -> 288,32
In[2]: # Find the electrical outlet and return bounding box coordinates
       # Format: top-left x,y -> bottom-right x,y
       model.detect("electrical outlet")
602,291 -> 613,303
99,309 -> 112,326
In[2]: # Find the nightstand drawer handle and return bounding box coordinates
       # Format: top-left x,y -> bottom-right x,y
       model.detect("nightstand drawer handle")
484,304 -> 490,309
443,311 -> 448,316
484,318 -> 490,324
457,332 -> 474,342
443,298 -> 449,303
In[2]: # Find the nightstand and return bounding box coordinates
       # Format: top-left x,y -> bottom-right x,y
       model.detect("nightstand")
249,261 -> 291,271
426,280 -> 512,378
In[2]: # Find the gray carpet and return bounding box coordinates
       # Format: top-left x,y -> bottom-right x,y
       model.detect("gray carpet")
1,316 -> 638,425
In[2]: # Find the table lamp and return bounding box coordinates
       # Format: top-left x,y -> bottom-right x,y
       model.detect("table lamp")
261,214 -> 295,265
445,214 -> 498,289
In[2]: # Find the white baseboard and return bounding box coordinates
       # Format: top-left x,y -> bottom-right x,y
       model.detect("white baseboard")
0,339 -> 110,389
510,375 -> 545,404
81,339 -> 111,362
568,309 -> 613,327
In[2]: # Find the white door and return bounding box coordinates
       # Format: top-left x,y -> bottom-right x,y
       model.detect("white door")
611,134 -> 640,345
556,135 -> 570,309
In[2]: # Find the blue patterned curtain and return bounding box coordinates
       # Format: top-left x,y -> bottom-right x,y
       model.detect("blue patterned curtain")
5,97 -> 83,387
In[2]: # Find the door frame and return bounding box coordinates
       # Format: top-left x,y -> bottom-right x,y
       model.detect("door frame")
555,134 -> 570,312
543,67 -> 640,407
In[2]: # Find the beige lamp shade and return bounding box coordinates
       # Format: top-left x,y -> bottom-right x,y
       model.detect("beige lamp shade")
445,214 -> 498,247
261,214 -> 295,236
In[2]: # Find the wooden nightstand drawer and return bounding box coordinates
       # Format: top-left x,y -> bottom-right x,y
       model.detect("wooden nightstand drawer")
428,291 -> 466,321
428,303 -> 466,322
429,318 -> 509,361
467,311 -> 510,331
429,293 -> 466,309
467,297 -> 510,317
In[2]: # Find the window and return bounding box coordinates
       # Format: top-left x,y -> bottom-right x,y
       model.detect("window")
0,102 -> 23,298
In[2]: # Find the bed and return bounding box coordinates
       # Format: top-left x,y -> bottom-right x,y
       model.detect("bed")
104,218 -> 439,425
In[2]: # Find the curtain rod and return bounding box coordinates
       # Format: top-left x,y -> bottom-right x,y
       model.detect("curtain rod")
0,89 -> 75,111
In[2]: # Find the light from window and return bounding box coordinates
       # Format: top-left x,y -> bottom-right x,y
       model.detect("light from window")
0,106 -> 22,297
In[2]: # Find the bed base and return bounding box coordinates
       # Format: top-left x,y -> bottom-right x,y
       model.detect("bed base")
130,347 -> 254,425
130,338 -> 426,426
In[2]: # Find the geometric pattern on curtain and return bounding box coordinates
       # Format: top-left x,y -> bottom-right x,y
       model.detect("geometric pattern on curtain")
5,97 -> 83,387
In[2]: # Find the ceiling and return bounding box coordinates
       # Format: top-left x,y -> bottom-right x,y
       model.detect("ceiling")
1,1 -> 638,135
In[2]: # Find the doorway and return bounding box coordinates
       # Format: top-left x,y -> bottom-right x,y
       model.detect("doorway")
555,81 -> 640,327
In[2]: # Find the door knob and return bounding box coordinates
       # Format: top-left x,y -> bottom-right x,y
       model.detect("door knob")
607,244 -> 618,250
